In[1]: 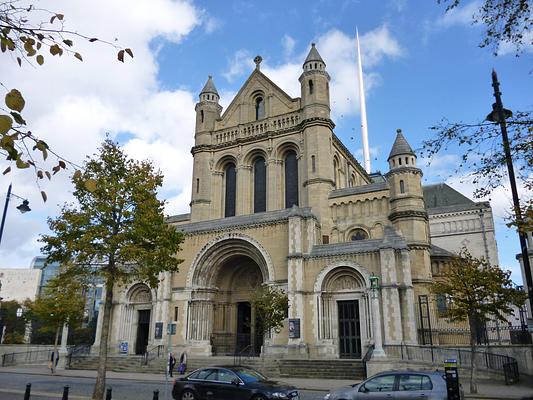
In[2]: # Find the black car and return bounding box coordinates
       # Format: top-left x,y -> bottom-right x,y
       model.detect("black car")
172,365 -> 299,400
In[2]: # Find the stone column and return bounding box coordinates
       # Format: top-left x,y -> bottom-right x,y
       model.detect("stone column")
57,322 -> 69,370
237,165 -> 252,215
379,247 -> 403,344
400,249 -> 417,343
370,289 -> 385,357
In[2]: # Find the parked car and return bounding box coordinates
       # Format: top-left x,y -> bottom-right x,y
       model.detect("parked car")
323,370 -> 463,400
172,365 -> 300,400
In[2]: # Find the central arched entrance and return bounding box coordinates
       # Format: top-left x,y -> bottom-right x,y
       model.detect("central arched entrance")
211,255 -> 264,355
187,234 -> 273,356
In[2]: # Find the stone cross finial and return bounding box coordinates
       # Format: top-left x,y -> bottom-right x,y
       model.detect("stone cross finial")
254,55 -> 262,70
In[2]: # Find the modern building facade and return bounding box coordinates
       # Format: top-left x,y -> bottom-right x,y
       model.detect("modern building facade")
96,45 -> 503,358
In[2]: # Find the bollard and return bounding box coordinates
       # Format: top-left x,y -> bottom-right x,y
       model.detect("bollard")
24,383 -> 31,400
152,390 -> 159,400
105,387 -> 112,400
62,385 -> 69,400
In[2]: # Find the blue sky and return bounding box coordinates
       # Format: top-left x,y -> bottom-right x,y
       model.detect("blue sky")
0,0 -> 531,284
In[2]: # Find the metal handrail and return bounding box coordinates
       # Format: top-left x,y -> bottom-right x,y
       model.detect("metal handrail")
233,344 -> 254,366
67,344 -> 92,368
2,348 -> 54,367
142,344 -> 164,366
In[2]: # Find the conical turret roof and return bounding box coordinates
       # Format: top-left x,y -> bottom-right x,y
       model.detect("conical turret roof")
388,129 -> 415,160
200,75 -> 219,96
304,43 -> 325,65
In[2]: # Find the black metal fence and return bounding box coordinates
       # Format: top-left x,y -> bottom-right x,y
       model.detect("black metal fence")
383,344 -> 520,384
2,349 -> 53,367
211,333 -> 262,356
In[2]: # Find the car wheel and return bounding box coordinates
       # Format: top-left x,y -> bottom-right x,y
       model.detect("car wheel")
181,389 -> 195,400
252,395 -> 267,400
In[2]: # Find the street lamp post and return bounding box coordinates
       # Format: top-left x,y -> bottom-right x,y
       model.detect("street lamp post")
486,70 -> 533,328
0,183 -> 31,246
369,273 -> 385,357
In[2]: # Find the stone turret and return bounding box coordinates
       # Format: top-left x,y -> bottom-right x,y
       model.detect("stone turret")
386,129 -> 431,284
299,43 -> 330,120
195,75 -> 222,146
191,76 -> 222,221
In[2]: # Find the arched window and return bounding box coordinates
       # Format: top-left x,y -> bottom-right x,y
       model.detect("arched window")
350,229 -> 368,241
309,79 -> 314,95
333,158 -> 338,188
255,97 -> 265,120
224,163 -> 236,217
253,157 -> 266,213
284,150 -> 298,208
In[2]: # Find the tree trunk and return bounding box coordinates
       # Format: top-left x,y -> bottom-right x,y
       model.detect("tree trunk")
51,324 -> 60,374
92,277 -> 114,400
468,316 -> 478,394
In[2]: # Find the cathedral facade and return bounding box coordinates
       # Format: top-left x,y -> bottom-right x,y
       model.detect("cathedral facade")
95,44 -> 496,359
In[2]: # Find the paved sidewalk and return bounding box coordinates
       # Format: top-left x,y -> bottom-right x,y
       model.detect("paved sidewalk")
1,365 -> 532,399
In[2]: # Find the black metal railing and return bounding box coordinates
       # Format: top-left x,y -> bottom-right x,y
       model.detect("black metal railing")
66,344 -> 91,368
142,344 -> 164,366
361,344 -> 374,378
211,333 -> 262,356
233,344 -> 254,366
418,324 -> 532,346
2,348 -> 54,367
383,344 -> 519,384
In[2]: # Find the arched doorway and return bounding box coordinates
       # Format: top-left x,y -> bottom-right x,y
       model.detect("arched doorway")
126,284 -> 153,355
187,235 -> 273,356
315,264 -> 370,359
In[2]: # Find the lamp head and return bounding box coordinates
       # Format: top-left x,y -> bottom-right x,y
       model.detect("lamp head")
16,200 -> 31,213
486,103 -> 513,123
369,273 -> 380,290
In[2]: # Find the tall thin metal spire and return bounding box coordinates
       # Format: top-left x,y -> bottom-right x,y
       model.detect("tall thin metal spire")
356,27 -> 371,173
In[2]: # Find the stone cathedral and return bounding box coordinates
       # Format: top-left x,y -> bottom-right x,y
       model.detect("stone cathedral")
95,44 -> 498,359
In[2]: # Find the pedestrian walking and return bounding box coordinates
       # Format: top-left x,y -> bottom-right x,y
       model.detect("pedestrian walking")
178,351 -> 187,375
168,352 -> 176,377
49,350 -> 59,374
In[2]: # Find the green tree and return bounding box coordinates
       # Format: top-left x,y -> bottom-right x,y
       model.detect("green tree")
40,139 -> 183,400
23,274 -> 85,372
251,285 -> 289,337
1,1 -> 132,198
438,0 -> 532,56
432,248 -> 527,394
0,300 -> 25,343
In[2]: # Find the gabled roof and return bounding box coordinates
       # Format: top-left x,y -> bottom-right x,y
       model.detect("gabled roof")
388,129 -> 415,160
423,183 -> 476,209
304,43 -> 325,65
219,68 -> 296,121
200,75 -> 219,96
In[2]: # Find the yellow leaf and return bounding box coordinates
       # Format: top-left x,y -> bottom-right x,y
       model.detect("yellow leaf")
16,157 -> 29,169
36,55 -> 44,65
50,44 -> 62,56
0,114 -> 13,134
74,52 -> 83,61
5,89 -> 25,112
84,179 -> 97,192
73,170 -> 82,180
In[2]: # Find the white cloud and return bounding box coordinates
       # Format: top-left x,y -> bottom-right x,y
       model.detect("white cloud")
223,50 -> 254,82
282,34 -> 296,57
0,0 -> 202,268
497,31 -> 533,55
435,1 -> 480,29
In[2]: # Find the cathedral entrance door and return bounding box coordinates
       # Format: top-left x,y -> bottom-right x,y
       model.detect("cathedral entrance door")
338,300 -> 361,358
135,309 -> 151,355
236,302 -> 251,353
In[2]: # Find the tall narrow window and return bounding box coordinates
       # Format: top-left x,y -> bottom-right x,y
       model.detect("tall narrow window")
311,155 -> 316,173
285,150 -> 299,208
309,79 -> 314,95
224,163 -> 236,217
196,178 -> 200,193
254,157 -> 266,213
200,110 -> 204,123
400,180 -> 405,194
255,97 -> 265,120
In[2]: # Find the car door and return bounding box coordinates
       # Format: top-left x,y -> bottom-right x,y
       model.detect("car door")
194,368 -> 219,400
355,374 -> 396,400
394,374 -> 435,400
215,368 -> 248,400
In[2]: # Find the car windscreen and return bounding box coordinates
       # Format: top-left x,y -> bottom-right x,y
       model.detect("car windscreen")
233,367 -> 268,383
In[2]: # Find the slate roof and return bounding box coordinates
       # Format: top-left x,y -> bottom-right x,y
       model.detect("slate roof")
200,75 -> 219,95
329,181 -> 388,199
423,183 -> 491,215
304,43 -> 325,65
430,244 -> 456,258
388,130 -> 415,160
176,206 -> 316,234
166,213 -> 190,224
